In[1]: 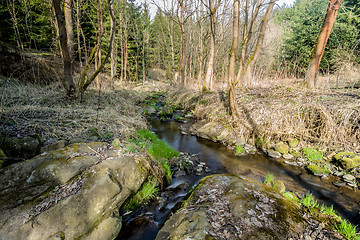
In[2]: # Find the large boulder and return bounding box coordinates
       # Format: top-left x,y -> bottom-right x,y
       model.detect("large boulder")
156,174 -> 344,240
0,142 -> 149,240
1,136 -> 41,159
196,122 -> 232,143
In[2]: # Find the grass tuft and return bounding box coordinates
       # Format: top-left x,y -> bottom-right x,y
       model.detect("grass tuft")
124,178 -> 159,210
235,145 -> 246,155
336,219 -> 359,240
303,147 -> 323,162
148,139 -> 179,160
264,173 -> 275,185
299,193 -> 319,208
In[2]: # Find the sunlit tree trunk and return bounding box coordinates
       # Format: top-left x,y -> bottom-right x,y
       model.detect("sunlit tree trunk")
204,0 -> 218,90
305,0 -> 344,88
52,0 -> 75,97
228,0 -> 239,116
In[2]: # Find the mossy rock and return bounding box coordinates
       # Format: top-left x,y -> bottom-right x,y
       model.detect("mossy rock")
288,139 -> 300,148
340,155 -> 360,170
156,174 -> 341,240
274,142 -> 289,154
0,142 -> 149,240
0,149 -> 6,158
333,152 -> 355,161
306,164 -> 329,177
2,136 -> 40,159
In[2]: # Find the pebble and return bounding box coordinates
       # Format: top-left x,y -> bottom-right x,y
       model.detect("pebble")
283,153 -> 294,160
343,174 -> 355,182
267,150 -> 282,159
284,161 -> 299,166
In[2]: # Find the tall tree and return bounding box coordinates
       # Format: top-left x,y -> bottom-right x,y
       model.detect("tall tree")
228,0 -> 239,116
244,0 -> 276,85
305,0 -> 344,88
64,0 -> 75,61
203,0 -> 220,90
52,0 -> 75,97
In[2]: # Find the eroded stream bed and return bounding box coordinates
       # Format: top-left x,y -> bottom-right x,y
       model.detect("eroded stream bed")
117,119 -> 360,240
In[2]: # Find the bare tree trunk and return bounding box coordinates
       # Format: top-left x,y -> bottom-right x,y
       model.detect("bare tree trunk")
78,0 -> 115,101
76,0 -> 83,67
179,0 -> 186,86
52,0 -> 75,97
235,0 -> 261,85
167,19 -> 176,83
204,0 -> 217,90
244,0 -> 276,85
305,0 -> 343,88
228,0 -> 239,116
8,0 -> 24,52
95,0 -> 104,89
64,0 -> 75,61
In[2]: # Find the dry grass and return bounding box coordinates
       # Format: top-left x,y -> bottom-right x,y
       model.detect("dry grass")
0,76 -> 148,142
167,85 -> 360,151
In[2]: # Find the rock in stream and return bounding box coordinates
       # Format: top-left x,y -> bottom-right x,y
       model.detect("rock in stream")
156,174 -> 344,240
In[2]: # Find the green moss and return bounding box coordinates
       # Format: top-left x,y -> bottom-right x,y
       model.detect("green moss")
300,193 -> 319,209
306,164 -> 329,175
275,142 -> 289,154
340,155 -> 360,170
302,147 -> 323,162
334,152 -> 355,161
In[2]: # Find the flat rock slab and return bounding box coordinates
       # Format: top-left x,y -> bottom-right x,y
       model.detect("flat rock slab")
156,174 -> 344,240
0,142 -> 149,240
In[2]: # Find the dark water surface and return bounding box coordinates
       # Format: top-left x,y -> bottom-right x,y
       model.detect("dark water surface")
117,120 -> 360,239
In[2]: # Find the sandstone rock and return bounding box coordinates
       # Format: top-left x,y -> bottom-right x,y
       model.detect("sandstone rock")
0,142 -> 149,240
196,122 -> 231,143
267,149 -> 282,158
40,140 -> 66,154
156,174 -> 343,240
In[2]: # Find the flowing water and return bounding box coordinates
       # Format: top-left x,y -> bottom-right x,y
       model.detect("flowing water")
117,119 -> 360,240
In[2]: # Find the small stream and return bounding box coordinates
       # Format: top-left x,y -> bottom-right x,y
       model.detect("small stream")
117,119 -> 360,240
